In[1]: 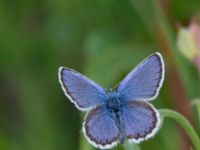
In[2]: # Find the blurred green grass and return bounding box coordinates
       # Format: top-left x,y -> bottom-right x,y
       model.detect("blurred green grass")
0,0 -> 200,150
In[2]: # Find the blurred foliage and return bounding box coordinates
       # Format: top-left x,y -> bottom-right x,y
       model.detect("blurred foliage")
0,0 -> 200,150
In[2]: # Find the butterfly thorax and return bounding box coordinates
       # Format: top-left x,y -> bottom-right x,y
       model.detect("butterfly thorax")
105,90 -> 122,112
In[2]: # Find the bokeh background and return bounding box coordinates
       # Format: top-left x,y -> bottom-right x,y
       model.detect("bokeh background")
1,0 -> 200,150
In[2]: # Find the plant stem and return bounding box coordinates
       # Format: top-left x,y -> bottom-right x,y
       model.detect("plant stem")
191,99 -> 200,131
159,109 -> 200,150
195,105 -> 200,130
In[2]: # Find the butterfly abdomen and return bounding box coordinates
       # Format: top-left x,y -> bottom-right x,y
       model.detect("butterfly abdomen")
114,111 -> 126,144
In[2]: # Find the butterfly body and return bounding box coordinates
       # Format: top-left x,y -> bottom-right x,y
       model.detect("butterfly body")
58,52 -> 165,149
104,89 -> 126,144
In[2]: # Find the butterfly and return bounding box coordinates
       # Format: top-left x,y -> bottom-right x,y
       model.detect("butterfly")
58,52 -> 165,149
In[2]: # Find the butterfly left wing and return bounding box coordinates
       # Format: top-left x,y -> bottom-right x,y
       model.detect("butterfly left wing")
121,101 -> 160,143
58,67 -> 106,111
117,53 -> 164,101
83,106 -> 119,149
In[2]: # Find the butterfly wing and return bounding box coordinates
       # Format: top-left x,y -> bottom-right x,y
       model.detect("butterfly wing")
117,52 -> 164,101
58,67 -> 106,111
83,106 -> 119,149
121,101 -> 160,143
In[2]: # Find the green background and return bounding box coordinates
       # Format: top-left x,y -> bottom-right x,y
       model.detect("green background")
0,0 -> 200,149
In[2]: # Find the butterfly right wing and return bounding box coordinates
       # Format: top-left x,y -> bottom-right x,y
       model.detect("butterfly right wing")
83,106 -> 120,149
117,53 -> 164,101
58,67 -> 107,111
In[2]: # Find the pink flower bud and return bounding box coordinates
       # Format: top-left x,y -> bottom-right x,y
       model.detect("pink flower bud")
177,21 -> 200,71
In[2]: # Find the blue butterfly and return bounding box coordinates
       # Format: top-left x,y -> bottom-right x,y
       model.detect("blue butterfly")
58,52 -> 165,149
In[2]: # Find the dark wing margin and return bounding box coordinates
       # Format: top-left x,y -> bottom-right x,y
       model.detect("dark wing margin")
117,52 -> 165,101
58,67 -> 106,111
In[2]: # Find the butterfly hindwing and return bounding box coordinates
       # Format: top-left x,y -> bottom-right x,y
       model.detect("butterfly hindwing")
121,101 -> 160,143
58,67 -> 106,111
117,53 -> 164,101
83,106 -> 119,149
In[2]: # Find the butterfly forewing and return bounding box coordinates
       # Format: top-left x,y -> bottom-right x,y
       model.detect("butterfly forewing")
83,106 -> 119,149
59,67 -> 106,111
121,101 -> 160,143
117,53 -> 164,101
